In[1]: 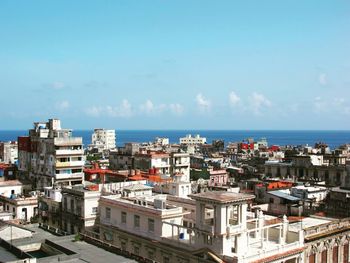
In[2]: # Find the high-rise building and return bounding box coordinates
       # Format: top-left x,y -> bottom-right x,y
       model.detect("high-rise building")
90,129 -> 116,152
18,119 -> 84,189
0,141 -> 18,164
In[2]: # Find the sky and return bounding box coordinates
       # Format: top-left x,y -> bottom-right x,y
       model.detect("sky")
0,0 -> 349,130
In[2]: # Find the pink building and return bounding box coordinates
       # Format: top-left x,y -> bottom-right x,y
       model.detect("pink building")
208,169 -> 228,187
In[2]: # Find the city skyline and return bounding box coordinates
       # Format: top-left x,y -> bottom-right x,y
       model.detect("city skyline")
1,1 -> 350,129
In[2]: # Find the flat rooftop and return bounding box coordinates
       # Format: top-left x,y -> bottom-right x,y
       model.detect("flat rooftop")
2,223 -> 136,263
289,217 -> 332,233
189,191 -> 255,204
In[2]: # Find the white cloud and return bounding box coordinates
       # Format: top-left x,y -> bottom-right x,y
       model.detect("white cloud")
140,99 -> 167,115
140,100 -> 155,114
85,99 -> 185,118
106,99 -> 133,118
169,103 -> 184,115
85,106 -> 103,117
85,100 -> 133,118
319,73 -> 327,86
196,93 -> 211,112
229,91 -> 241,107
249,92 -> 271,115
55,100 -> 70,111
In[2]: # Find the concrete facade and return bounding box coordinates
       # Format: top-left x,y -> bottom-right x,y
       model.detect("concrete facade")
18,119 -> 84,190
91,128 -> 116,152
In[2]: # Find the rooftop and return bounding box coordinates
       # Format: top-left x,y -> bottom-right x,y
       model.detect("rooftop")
0,180 -> 23,186
268,190 -> 301,202
0,223 -> 136,263
123,184 -> 153,192
189,191 -> 255,204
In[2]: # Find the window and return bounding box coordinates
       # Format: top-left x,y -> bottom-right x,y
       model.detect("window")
134,215 -> 140,228
148,218 -> 155,232
344,243 -> 349,263
121,211 -> 127,223
70,199 -> 74,212
92,207 -> 98,214
105,207 -> 111,219
333,246 -> 338,263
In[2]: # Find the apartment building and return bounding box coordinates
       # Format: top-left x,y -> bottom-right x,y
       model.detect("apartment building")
0,141 -> 18,164
264,158 -> 347,186
179,134 -> 206,145
109,142 -> 140,170
134,151 -> 170,176
18,119 -> 84,189
170,152 -> 190,182
61,184 -> 101,234
38,186 -> 62,230
98,191 -> 304,263
0,193 -> 38,222
90,128 -> 116,152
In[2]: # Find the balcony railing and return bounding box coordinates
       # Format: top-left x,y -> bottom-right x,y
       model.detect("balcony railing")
56,149 -> 84,155
55,172 -> 83,180
56,161 -> 84,168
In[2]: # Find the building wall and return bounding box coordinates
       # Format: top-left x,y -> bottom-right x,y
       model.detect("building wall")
18,119 -> 84,189
0,184 -> 23,198
91,129 -> 116,151
1,198 -> 38,222
305,230 -> 350,263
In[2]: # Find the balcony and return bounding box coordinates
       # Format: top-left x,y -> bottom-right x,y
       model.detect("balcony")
56,149 -> 84,156
154,163 -> 170,168
55,172 -> 83,180
174,162 -> 190,167
54,137 -> 82,146
56,161 -> 84,168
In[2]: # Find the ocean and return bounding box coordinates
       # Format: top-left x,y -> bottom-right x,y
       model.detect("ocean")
1,130 -> 350,149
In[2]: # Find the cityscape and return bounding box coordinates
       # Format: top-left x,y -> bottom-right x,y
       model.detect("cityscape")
1,1 -> 350,263
1,120 -> 350,262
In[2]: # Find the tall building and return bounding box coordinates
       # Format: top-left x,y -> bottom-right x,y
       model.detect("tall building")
90,129 -> 116,152
18,119 -> 84,189
179,134 -> 206,145
0,141 -> 18,164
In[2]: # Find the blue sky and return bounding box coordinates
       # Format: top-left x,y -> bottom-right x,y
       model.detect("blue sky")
0,0 -> 350,130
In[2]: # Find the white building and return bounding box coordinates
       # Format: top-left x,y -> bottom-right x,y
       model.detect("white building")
0,141 -> 18,164
134,151 -> 171,175
0,193 -> 38,222
91,129 -> 116,151
170,152 -> 190,182
0,180 -> 24,198
18,119 -> 85,189
98,191 -> 304,262
291,185 -> 328,203
155,137 -> 169,146
179,134 -> 206,145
